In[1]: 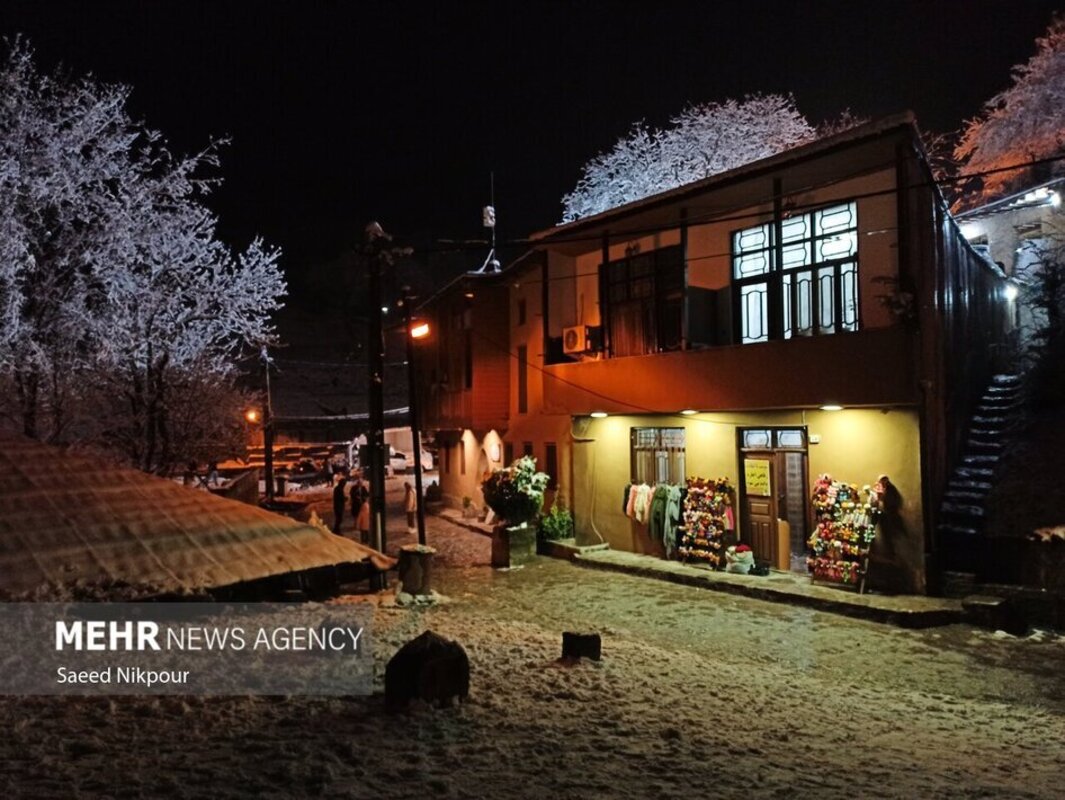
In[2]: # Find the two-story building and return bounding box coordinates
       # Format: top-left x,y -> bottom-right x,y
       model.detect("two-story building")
422,114 -> 1013,594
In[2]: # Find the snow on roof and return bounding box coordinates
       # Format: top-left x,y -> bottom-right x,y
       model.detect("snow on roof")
0,432 -> 389,596
954,176 -> 1065,220
531,112 -> 919,241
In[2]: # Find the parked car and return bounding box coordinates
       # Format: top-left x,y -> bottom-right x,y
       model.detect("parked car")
386,446 -> 433,474
388,447 -> 408,474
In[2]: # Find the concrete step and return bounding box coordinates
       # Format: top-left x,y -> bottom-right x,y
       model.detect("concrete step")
975,404 -> 1021,418
968,429 -> 1003,442
572,550 -> 964,627
963,454 -> 1000,466
975,406 -> 1022,419
975,392 -> 1018,402
962,594 -> 1028,635
990,373 -> 1022,386
954,466 -> 994,480
941,502 -> 987,519
947,480 -> 993,493
944,490 -> 987,503
966,439 -> 1004,452
985,382 -> 1021,394
938,523 -> 980,537
940,571 -> 978,598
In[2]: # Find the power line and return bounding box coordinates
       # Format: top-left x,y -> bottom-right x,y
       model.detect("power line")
464,327 -> 818,429
270,357 -> 410,369
410,151 -> 1065,255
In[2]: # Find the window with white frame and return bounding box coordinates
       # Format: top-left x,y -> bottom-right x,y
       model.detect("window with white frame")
732,202 -> 859,344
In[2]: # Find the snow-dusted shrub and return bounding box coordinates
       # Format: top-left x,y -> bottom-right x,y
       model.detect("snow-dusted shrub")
481,456 -> 548,525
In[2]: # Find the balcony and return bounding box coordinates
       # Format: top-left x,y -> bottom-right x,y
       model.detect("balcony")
542,326 -> 916,414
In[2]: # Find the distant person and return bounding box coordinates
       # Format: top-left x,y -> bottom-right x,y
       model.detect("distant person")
404,481 -> 417,533
332,473 -> 348,534
356,493 -> 371,545
207,461 -> 220,487
349,477 -> 368,530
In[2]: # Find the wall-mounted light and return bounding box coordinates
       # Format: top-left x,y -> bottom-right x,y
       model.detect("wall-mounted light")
410,321 -> 431,339
1004,283 -> 1019,302
819,404 -> 843,412
244,409 -> 260,423
680,409 -> 698,416
590,411 -> 608,418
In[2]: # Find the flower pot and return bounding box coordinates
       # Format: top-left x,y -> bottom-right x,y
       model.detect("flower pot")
491,522 -> 537,568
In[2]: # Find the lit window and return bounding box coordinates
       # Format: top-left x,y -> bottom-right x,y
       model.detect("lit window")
776,429 -> 806,448
732,202 -> 859,343
631,427 -> 685,485
742,429 -> 771,449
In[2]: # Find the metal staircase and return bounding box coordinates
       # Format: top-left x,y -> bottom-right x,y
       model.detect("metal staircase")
937,373 -> 1025,591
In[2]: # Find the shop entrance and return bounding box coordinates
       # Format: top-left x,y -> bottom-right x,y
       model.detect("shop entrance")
738,428 -> 809,572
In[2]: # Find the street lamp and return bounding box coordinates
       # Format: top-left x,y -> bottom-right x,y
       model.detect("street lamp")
400,286 -> 430,546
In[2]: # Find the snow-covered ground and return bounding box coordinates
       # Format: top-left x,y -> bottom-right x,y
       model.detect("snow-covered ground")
2,489 -> 1062,799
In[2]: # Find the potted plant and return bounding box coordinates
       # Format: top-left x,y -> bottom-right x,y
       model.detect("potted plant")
481,456 -> 548,567
539,497 -> 574,542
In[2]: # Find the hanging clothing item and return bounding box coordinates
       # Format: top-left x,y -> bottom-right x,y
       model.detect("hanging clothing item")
633,483 -> 653,525
626,483 -> 639,518
663,484 -> 684,558
648,485 -> 670,542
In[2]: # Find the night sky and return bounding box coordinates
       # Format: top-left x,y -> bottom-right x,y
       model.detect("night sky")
1,0 -> 1061,284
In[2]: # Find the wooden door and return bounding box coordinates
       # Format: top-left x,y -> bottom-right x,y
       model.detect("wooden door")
742,454 -> 778,566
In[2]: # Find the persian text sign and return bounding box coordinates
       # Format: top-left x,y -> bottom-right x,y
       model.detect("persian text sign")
743,459 -> 772,496
0,602 -> 373,695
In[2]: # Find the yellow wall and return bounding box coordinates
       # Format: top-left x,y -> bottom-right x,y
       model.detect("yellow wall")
571,406 -> 925,590
438,429 -> 506,511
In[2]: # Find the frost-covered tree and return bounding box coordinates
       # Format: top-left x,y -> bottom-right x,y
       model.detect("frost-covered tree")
955,15 -> 1065,205
561,94 -> 819,222
1017,240 -> 1065,408
0,41 -> 284,470
90,166 -> 283,471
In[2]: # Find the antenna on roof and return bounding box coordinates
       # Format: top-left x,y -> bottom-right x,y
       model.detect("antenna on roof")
475,172 -> 501,273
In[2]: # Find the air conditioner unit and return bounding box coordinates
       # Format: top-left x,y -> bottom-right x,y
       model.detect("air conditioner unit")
563,325 -> 590,354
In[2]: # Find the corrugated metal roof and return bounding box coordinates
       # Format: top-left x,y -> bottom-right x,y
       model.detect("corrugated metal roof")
0,433 -> 391,596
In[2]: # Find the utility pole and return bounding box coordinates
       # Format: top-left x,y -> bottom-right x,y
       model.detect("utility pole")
365,222 -> 389,583
261,345 -> 275,504
401,287 -> 428,546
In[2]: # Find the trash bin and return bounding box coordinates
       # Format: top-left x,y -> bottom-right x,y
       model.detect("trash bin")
275,475 -> 287,496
